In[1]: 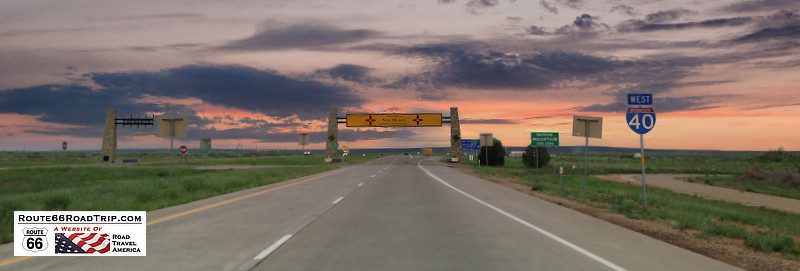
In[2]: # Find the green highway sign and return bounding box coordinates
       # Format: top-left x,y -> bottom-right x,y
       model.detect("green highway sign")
332,142 -> 339,148
531,132 -> 559,147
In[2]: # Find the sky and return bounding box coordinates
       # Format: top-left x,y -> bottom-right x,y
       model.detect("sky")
0,0 -> 798,151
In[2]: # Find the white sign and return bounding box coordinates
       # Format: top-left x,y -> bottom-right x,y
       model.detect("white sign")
15,211 -> 146,256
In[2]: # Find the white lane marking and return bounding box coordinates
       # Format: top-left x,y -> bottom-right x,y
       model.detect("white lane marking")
371,175 -> 376,178
332,196 -> 344,205
409,155 -> 414,158
417,161 -> 628,271
358,182 -> 364,187
254,234 -> 293,260
388,156 -> 400,166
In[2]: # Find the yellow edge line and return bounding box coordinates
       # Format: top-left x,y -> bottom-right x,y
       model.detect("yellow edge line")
0,256 -> 33,267
0,160 -> 373,267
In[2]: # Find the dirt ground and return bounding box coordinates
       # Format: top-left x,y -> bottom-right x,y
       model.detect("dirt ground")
452,166 -> 800,271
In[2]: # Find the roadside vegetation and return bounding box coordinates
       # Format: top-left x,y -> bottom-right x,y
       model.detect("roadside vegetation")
0,152 -> 382,244
467,152 -> 800,262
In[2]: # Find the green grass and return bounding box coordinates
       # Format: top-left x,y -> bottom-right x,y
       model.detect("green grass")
0,153 -> 385,244
472,164 -> 800,259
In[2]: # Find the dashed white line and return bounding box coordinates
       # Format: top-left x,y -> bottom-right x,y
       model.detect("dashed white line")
358,182 -> 364,187
254,234 -> 293,260
417,160 -> 628,271
371,175 -> 376,178
332,196 -> 344,205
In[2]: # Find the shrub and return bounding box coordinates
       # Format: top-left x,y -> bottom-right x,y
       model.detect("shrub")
478,138 -> 506,166
522,146 -> 550,168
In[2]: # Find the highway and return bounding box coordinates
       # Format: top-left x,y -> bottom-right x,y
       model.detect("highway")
0,155 -> 740,270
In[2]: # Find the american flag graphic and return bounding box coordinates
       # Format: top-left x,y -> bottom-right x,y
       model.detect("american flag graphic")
55,233 -> 111,254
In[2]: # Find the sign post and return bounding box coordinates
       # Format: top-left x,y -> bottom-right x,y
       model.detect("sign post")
158,116 -> 188,187
626,94 -> 656,208
61,141 -> 67,164
573,116 -> 602,197
299,133 -> 309,165
479,133 -> 493,167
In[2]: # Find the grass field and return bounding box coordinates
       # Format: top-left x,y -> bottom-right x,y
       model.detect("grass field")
471,155 -> 800,260
0,152 -> 383,244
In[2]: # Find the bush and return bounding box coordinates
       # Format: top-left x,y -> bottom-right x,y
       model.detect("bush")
522,146 -> 550,168
478,138 -> 506,166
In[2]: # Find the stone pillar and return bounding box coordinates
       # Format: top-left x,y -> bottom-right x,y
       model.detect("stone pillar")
325,108 -> 339,162
449,107 -> 463,162
101,109 -> 117,163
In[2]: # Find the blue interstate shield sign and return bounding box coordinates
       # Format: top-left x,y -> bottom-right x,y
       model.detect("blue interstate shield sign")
626,107 -> 656,134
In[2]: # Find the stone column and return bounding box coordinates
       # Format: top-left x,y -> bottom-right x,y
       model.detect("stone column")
449,107 -> 463,162
101,109 -> 117,163
325,108 -> 339,162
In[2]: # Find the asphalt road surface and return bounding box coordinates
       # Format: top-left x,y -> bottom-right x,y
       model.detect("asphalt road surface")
0,155 -> 741,270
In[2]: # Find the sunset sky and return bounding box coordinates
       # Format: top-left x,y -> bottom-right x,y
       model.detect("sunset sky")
1,0 -> 798,151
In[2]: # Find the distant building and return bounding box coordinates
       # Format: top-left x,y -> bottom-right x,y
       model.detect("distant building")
510,151 -> 524,157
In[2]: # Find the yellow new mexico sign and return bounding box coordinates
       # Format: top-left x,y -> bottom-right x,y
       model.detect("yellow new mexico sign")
346,113 -> 442,127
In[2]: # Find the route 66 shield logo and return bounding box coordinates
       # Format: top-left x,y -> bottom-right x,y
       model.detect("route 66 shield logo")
22,227 -> 48,252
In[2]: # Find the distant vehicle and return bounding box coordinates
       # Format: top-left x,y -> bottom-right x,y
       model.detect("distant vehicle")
404,153 -> 409,155
303,151 -> 311,155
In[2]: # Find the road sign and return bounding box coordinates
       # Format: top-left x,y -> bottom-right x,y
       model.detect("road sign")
346,113 -> 442,127
479,133 -> 493,147
157,115 -> 188,137
200,138 -> 211,149
62,141 -> 67,151
461,139 -> 480,151
572,116 -> 602,139
531,132 -> 559,147
628,94 -> 653,105
343,146 -> 349,152
332,142 -> 339,148
626,107 -> 656,135
298,133 -> 309,146
179,145 -> 188,155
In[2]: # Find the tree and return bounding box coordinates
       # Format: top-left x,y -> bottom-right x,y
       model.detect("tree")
478,138 -> 506,166
522,146 -> 550,168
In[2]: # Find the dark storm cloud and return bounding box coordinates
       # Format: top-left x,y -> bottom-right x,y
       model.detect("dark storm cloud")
539,0 -> 558,14
460,118 -> 518,124
218,23 -> 379,51
0,65 -> 367,139
391,45 -> 633,91
618,17 -> 753,32
92,65 -> 365,120
0,84 -> 166,126
389,42 -> 709,107
467,0 -> 499,8
559,0 -> 583,9
644,8 -> 696,24
438,0 -> 457,4
313,64 -> 379,83
554,14 -> 609,35
575,81 -> 732,113
610,5 -> 638,16
732,23 -> 800,42
526,25 -> 548,35
731,10 -> 800,43
722,0 -> 799,13
577,96 -> 719,113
